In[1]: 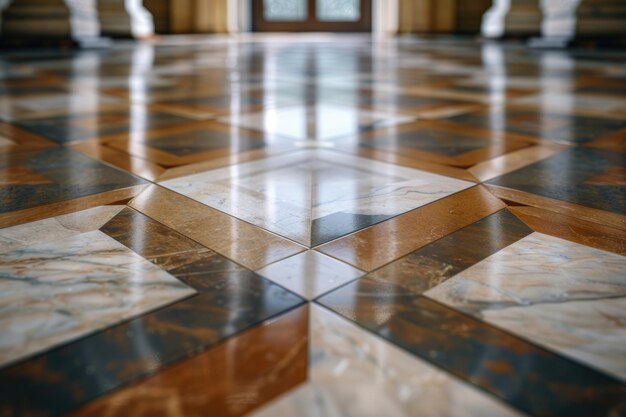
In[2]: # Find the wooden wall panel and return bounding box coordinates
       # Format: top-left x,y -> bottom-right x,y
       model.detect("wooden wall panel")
169,0 -> 228,34
144,0 -> 170,33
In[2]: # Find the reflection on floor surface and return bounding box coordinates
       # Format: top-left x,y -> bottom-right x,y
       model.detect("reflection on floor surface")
0,35 -> 625,417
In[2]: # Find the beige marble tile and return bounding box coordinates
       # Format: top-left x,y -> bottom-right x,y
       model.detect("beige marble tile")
0,205 -> 124,252
256,250 -> 364,299
160,149 -> 473,247
0,230 -> 196,367
426,232 -> 626,381
250,306 -> 526,417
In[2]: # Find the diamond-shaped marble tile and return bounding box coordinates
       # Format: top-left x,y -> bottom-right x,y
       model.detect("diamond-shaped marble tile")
160,149 -> 474,247
257,250 -> 364,299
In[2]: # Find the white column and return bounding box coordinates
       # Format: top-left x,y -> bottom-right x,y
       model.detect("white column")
482,0 -> 542,38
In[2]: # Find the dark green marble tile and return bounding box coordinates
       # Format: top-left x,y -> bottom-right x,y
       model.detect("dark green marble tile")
488,148 -> 625,215
0,147 -> 145,214
15,111 -> 191,144
448,109 -> 626,144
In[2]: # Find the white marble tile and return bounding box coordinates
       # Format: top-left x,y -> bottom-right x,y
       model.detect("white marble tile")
250,306 -> 526,417
257,250 -> 364,299
160,149 -> 472,246
219,104 -> 415,141
425,232 -> 626,381
0,230 -> 195,367
0,205 -> 125,252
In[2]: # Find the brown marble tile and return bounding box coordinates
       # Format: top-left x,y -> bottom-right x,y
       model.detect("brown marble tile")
129,185 -> 306,270
317,186 -> 506,271
70,306 -> 308,417
468,145 -> 570,182
509,206 -> 626,255
365,209 -> 533,294
0,121 -> 56,150
345,148 -> 479,182
0,185 -> 146,229
487,184 -> 626,232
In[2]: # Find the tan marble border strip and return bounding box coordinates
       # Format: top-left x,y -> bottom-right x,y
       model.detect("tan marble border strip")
469,145 -> 570,182
508,102 -> 626,121
129,185 -> 306,270
157,148 -> 284,181
509,206 -> 626,256
0,121 -> 56,149
485,184 -> 626,232
317,186 -> 506,272
430,118 -> 559,146
0,185 -> 147,229
583,127 -> 626,153
346,148 -> 479,182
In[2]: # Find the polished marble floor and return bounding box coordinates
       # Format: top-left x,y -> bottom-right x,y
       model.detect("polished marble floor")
0,35 -> 625,417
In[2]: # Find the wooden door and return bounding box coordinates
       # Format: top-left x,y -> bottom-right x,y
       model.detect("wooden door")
253,0 -> 372,32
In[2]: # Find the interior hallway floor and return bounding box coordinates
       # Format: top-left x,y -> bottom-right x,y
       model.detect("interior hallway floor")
0,34 -> 625,417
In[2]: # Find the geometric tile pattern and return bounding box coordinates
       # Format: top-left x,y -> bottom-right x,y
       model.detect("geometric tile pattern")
0,34 -> 625,417
425,232 -> 626,382
160,150 -> 474,246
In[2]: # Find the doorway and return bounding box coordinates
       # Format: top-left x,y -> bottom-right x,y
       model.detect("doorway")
253,0 -> 372,32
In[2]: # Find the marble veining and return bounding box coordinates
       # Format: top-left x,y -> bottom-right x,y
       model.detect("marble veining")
251,305 -> 526,417
160,150 -> 473,246
0,205 -> 124,252
0,230 -> 196,368
425,232 -> 626,381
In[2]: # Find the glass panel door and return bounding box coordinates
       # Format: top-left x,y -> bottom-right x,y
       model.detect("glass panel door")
317,0 -> 360,22
253,0 -> 371,32
264,0 -> 308,21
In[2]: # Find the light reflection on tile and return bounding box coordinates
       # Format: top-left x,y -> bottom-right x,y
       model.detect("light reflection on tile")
425,232 -> 626,381
220,105 -> 416,141
251,306 -> 526,417
0,230 -> 196,368
257,250 -> 364,299
160,150 -> 473,247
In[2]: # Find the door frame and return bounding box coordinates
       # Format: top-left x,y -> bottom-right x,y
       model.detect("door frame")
232,0 -> 398,36
251,0 -> 372,32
